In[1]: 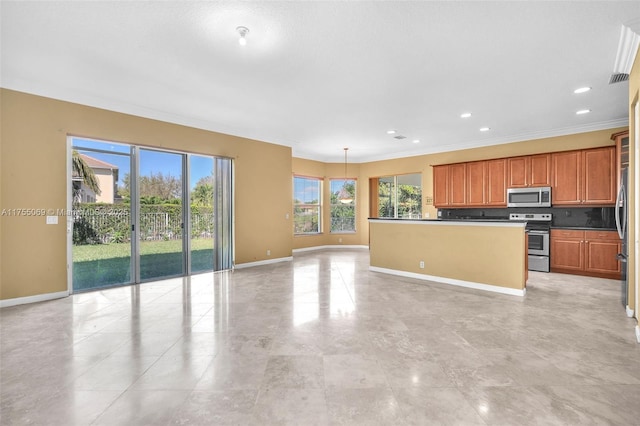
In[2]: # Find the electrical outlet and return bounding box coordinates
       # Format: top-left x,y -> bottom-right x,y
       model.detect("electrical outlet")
419,261 -> 425,269
267,249 -> 271,256
338,238 -> 342,243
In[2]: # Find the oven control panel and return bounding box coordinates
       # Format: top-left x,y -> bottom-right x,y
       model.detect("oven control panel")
509,213 -> 552,222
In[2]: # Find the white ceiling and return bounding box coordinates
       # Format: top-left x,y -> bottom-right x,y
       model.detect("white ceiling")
2,1 -> 638,162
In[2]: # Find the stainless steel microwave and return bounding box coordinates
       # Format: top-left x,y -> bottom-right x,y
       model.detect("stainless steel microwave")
507,187 -> 552,208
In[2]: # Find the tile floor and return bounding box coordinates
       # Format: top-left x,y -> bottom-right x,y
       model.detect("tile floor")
1,248 -> 639,425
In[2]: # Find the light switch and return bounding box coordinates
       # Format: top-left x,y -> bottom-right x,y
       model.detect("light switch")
46,216 -> 58,225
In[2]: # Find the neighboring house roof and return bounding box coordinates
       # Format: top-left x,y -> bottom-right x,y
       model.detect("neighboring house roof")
80,153 -> 118,170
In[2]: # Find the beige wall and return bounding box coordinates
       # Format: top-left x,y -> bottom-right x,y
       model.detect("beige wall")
0,89 -> 292,301
292,157 -> 364,249
0,87 -> 629,303
369,221 -> 526,290
628,46 -> 640,319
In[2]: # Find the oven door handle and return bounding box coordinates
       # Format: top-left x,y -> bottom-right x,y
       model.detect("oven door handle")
527,230 -> 549,234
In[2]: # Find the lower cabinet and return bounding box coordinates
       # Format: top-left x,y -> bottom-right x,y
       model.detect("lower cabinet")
550,229 -> 621,278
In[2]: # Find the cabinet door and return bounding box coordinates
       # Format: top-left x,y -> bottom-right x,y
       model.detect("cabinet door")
529,154 -> 551,186
507,157 -> 528,188
466,161 -> 486,206
449,163 -> 466,206
433,165 -> 449,207
552,151 -> 582,205
551,237 -> 584,271
584,230 -> 621,275
486,159 -> 507,206
585,240 -> 621,274
583,147 -> 616,205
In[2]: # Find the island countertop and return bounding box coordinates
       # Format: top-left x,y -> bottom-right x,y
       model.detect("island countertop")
368,218 -> 527,296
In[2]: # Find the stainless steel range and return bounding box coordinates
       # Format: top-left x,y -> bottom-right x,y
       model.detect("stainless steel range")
509,213 -> 552,272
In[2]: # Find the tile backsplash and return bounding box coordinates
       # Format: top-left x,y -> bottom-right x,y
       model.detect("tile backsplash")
438,206 -> 616,228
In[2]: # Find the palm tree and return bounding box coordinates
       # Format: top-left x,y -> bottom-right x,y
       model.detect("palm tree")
72,150 -> 101,196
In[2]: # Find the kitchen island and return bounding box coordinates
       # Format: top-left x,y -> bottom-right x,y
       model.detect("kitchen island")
369,218 -> 527,296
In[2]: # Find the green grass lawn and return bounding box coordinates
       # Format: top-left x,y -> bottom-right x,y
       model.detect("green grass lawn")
73,238 -> 213,261
73,238 -> 215,291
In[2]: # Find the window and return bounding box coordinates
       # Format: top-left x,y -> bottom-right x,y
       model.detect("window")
330,179 -> 356,232
293,176 -> 322,234
372,173 -> 422,219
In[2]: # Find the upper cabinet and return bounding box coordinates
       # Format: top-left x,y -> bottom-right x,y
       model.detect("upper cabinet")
433,165 -> 450,207
434,164 -> 467,207
486,159 -> 507,205
551,146 -> 616,206
465,161 -> 486,206
507,154 -> 551,188
433,144 -> 618,209
433,159 -> 507,208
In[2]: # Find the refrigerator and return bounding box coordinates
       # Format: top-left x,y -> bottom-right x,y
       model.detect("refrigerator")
616,135 -> 629,308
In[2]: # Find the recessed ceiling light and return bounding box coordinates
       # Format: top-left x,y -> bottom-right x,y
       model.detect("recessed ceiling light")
412,139 -> 420,144
460,112 -> 472,118
576,109 -> 591,115
479,127 -> 490,132
574,87 -> 591,94
386,130 -> 396,134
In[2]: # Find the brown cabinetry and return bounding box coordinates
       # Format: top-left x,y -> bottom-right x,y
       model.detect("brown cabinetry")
550,229 -> 585,272
551,147 -> 616,206
433,165 -> 449,207
433,146 -> 615,209
507,154 -> 551,188
550,229 -> 621,278
433,163 -> 470,207
449,163 -> 466,206
584,231 -> 621,275
486,159 -> 507,205
434,160 -> 507,208
466,161 -> 486,206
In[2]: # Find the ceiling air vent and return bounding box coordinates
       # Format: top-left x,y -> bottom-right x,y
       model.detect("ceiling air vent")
609,73 -> 629,84
393,135 -> 407,140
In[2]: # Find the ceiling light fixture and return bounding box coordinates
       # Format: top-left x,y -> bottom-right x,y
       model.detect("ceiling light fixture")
479,127 -> 490,132
576,109 -> 591,115
412,139 -> 420,144
573,87 -> 591,94
236,26 -> 249,46
338,148 -> 353,204
386,130 -> 396,135
460,112 -> 472,118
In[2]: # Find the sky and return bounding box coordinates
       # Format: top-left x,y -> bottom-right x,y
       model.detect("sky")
72,137 -> 213,190
294,177 -> 354,203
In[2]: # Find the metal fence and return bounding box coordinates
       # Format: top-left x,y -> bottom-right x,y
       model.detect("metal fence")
74,210 -> 214,244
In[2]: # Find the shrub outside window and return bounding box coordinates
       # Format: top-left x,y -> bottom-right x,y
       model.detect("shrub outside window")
330,179 -> 356,232
293,176 -> 322,234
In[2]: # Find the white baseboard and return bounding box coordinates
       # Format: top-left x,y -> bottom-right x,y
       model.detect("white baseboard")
234,256 -> 293,269
0,290 -> 69,308
369,266 -> 526,297
636,325 -> 640,344
293,245 -> 368,253
626,305 -> 635,318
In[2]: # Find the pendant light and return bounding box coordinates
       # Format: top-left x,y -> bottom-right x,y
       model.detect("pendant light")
338,147 -> 353,204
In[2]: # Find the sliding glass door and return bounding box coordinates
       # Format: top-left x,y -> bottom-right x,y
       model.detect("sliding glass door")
138,149 -> 185,281
70,138 -> 233,292
71,139 -> 133,291
190,155 -> 215,273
